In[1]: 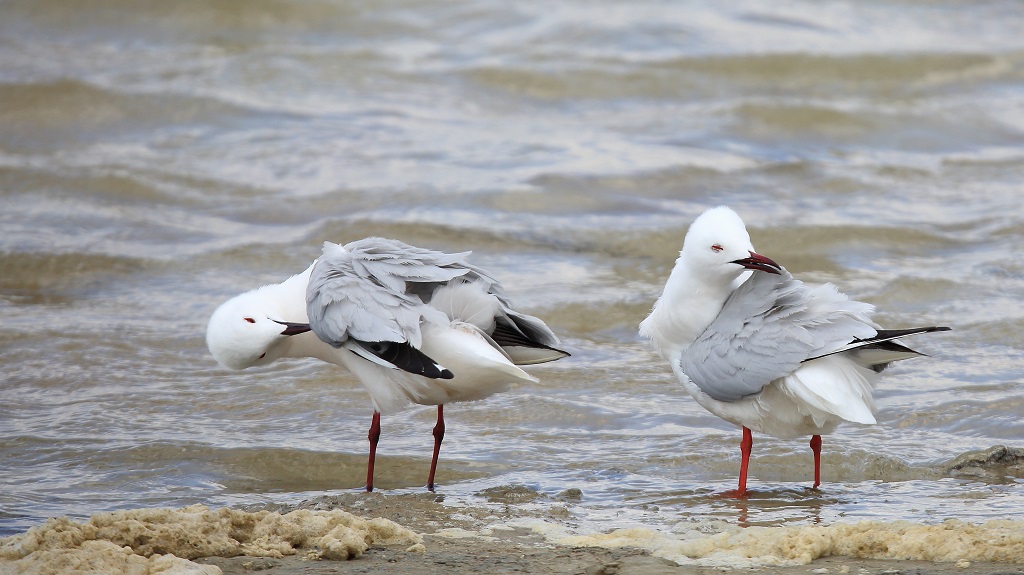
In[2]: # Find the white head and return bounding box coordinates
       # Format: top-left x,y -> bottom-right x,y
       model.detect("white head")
206,288 -> 311,370
640,206 -> 782,352
680,206 -> 781,284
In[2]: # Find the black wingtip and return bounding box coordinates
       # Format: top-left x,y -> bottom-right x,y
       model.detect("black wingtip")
873,326 -> 952,340
354,340 -> 454,379
491,320 -> 571,359
805,325 -> 951,365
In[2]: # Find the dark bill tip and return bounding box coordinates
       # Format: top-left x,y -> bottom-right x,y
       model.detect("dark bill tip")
273,320 -> 312,336
731,251 -> 782,274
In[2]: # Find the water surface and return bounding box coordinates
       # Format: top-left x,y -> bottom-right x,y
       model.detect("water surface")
1,0 -> 1022,542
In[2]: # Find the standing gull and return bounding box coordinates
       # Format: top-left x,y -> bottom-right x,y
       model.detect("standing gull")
207,237 -> 568,491
639,206 -> 949,496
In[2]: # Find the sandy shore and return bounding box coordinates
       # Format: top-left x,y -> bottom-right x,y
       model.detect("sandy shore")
194,492 -> 1019,575
199,550 -> 1019,575
4,466 -> 1023,575
196,533 -> 1019,575
4,487 -> 1019,572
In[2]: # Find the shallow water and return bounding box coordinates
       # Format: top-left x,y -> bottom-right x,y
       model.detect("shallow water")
1,0 -> 1023,544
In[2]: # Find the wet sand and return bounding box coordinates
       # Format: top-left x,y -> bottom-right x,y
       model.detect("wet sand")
8,489 -> 1021,575
201,493 -> 1020,575
200,547 -> 1020,575
4,447 -> 1023,575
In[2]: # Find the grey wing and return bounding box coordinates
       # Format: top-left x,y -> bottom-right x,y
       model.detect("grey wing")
344,237 -> 478,294
306,260 -> 422,347
307,240 -> 458,378
680,268 -> 877,402
313,237 -> 520,345
422,273 -> 569,365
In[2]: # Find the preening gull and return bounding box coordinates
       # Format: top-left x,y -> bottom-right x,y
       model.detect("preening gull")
207,237 -> 568,491
639,206 -> 949,497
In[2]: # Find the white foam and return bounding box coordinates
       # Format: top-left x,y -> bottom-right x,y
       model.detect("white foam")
502,516 -> 1024,567
0,504 -> 423,575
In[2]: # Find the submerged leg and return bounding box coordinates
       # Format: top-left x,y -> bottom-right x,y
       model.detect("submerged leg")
737,426 -> 753,496
810,434 -> 822,489
366,411 -> 381,492
427,405 -> 445,491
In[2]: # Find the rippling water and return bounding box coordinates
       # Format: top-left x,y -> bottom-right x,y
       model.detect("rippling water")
2,0 -> 1023,541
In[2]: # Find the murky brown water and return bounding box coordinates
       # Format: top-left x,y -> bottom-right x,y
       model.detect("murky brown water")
2,0 -> 1022,543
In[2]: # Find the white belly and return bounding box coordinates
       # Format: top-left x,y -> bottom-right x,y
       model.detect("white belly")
673,353 -> 879,439
344,321 -> 536,415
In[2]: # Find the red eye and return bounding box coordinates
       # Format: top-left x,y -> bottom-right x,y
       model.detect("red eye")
244,317 -> 256,324
711,244 -> 723,253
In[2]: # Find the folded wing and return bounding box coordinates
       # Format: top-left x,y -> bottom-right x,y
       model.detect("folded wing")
680,268 -> 877,402
306,238 -> 472,378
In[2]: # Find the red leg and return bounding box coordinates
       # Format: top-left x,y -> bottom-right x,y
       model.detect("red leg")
737,426 -> 753,496
810,434 -> 822,489
366,411 -> 381,492
426,405 -> 445,491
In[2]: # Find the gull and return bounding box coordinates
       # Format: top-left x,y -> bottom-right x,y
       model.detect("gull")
639,206 -> 949,497
207,237 -> 568,492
